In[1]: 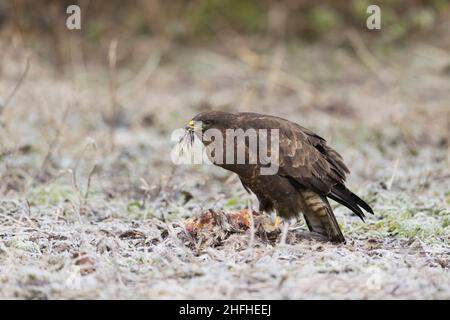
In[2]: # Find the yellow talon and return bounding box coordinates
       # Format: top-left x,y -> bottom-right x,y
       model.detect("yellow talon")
274,216 -> 282,227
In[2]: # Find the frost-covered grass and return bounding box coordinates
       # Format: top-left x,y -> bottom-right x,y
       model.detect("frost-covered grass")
0,38 -> 449,299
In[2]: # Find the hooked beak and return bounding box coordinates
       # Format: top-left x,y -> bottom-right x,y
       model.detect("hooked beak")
185,120 -> 195,131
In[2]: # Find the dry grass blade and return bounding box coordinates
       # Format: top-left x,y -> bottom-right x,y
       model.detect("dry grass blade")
1,54 -> 31,116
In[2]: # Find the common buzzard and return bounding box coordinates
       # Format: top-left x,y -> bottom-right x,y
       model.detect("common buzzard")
182,111 -> 373,243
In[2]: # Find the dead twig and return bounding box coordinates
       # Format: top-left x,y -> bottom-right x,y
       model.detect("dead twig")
40,103 -> 70,171
83,164 -> 97,205
346,29 -> 386,85
70,138 -> 98,204
1,54 -> 31,116
107,39 -> 119,152
386,158 -> 400,190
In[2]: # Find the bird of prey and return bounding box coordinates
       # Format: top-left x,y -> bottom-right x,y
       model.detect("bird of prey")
181,111 -> 373,243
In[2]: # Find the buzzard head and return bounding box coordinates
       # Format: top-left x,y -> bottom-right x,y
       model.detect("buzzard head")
186,111 -> 237,133
184,111 -> 236,145
180,111 -> 238,154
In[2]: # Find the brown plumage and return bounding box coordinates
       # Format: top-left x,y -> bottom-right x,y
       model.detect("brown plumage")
183,111 -> 374,243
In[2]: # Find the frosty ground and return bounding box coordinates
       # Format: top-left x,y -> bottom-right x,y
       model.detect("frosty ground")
0,37 -> 449,299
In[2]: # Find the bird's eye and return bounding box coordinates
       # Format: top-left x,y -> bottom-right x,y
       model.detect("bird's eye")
203,120 -> 212,126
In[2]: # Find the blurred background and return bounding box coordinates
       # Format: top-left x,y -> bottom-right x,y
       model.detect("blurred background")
0,1 -> 449,299
2,0 -> 450,66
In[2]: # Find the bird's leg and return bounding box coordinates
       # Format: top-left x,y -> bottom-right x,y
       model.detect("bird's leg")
278,220 -> 290,245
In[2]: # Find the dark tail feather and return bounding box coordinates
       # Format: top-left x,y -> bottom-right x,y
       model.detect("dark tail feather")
329,184 -> 373,222
351,192 -> 374,214
328,193 -> 365,221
